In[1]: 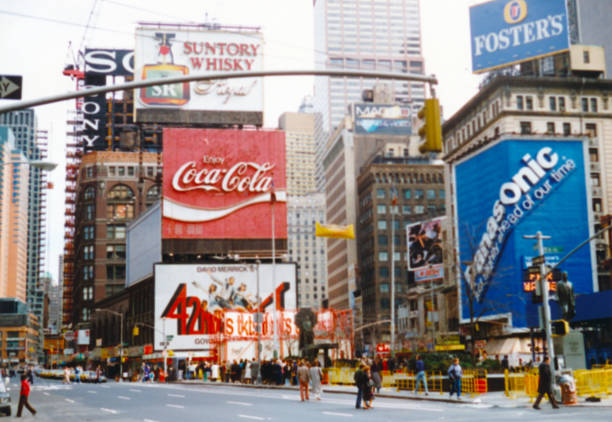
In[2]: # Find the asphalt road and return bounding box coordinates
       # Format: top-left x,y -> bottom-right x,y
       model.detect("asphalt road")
3,377 -> 610,421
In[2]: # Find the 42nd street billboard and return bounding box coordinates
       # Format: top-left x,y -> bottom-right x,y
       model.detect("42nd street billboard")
470,0 -> 569,73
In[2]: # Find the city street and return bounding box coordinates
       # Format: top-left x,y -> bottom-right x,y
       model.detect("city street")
3,377 -> 611,421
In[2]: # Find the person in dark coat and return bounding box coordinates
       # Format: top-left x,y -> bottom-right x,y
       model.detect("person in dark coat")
533,356 -> 560,409
353,364 -> 368,409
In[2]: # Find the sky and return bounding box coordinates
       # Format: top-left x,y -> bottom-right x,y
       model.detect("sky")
0,0 -> 483,283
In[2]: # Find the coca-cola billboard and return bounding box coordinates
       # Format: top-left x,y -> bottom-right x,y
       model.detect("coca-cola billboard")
162,128 -> 287,239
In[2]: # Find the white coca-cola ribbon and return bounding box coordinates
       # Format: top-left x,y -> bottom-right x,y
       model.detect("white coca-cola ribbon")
163,190 -> 286,222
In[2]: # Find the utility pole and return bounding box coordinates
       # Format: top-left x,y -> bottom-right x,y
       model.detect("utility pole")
523,231 -> 555,390
390,197 -> 396,357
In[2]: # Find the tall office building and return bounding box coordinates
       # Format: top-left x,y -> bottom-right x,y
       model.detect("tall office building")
0,127 -> 29,303
313,0 -> 426,133
0,111 -> 49,360
279,112 -> 318,196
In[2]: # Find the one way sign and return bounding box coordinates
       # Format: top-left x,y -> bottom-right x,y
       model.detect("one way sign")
0,75 -> 22,100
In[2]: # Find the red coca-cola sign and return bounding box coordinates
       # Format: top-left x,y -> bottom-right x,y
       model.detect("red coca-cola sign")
162,128 -> 287,239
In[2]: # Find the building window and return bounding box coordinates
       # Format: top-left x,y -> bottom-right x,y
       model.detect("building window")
83,245 -> 94,260
377,205 -> 387,215
83,186 -> 95,201
582,98 -> 589,112
583,50 -> 590,64
426,189 -> 436,199
414,189 -> 423,199
379,266 -> 389,277
402,205 -> 411,215
106,244 -> 126,260
438,189 -> 445,199
403,189 -> 411,199
108,184 -> 134,200
525,96 -> 533,110
83,225 -> 94,240
414,205 -> 425,214
146,185 -> 161,207
585,123 -> 597,137
377,220 -> 387,230
546,122 -> 555,134
106,264 -> 126,280
590,98 -> 598,112
559,97 -> 566,111
516,95 -> 524,110
380,283 -> 389,293
379,252 -> 388,262
376,188 -> 386,199
563,122 -> 571,136
107,203 -> 134,219
549,97 -> 557,111
520,121 -> 532,134
107,224 -> 126,239
378,235 -> 388,246
85,204 -> 95,220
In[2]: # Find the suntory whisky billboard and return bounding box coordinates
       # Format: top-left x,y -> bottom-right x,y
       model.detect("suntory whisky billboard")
134,26 -> 264,125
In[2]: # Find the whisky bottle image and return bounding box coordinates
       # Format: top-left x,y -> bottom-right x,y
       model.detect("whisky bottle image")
140,32 -> 190,106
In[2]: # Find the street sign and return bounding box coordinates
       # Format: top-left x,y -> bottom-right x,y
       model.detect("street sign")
166,335 -> 174,342
527,265 -> 540,274
532,255 -> 545,266
0,75 -> 22,99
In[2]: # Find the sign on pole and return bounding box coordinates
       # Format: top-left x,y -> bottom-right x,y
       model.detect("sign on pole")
0,75 -> 22,100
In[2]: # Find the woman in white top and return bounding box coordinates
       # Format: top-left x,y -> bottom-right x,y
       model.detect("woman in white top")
211,363 -> 220,381
309,360 -> 323,400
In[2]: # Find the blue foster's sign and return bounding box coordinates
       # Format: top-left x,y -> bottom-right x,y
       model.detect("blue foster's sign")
470,0 -> 569,73
454,138 -> 595,327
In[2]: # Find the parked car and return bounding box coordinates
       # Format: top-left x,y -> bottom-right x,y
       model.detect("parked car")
0,380 -> 11,416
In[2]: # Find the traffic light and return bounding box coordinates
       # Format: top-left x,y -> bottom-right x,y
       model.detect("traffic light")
132,326 -> 139,336
551,319 -> 570,337
418,98 -> 442,154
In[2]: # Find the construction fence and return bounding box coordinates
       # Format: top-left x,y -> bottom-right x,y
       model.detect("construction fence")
504,366 -> 612,400
323,368 -> 488,396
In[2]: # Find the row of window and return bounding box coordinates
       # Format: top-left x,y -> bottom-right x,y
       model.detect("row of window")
517,94 -> 600,113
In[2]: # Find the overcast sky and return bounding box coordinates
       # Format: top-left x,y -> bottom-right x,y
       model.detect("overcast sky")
0,0 -> 482,282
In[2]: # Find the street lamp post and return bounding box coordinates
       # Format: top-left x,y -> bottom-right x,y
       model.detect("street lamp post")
270,190 -> 278,359
96,308 -> 124,382
255,259 -> 262,384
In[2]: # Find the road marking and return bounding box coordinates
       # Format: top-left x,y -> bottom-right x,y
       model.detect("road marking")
101,408 -> 118,414
130,388 -> 142,393
88,390 -> 97,394
168,393 -> 185,398
166,404 -> 184,409
227,400 -> 252,406
144,419 -> 159,422
101,385 -> 110,389
322,411 -> 353,417
118,395 -> 131,400
43,392 -> 50,396
65,398 -> 75,404
238,415 -> 265,421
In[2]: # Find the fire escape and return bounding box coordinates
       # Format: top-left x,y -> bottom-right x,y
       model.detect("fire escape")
62,64 -> 84,327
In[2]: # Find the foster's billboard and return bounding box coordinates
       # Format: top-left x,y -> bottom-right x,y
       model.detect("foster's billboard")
470,0 -> 569,73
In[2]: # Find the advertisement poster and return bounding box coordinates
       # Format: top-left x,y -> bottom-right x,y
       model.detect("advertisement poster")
135,28 -> 264,112
162,128 -> 287,239
470,0 -> 569,73
154,263 -> 297,352
454,138 -> 595,327
407,217 -> 445,282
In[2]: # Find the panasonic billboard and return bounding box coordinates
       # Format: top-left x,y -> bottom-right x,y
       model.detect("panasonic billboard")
470,0 -> 569,73
454,138 -> 596,327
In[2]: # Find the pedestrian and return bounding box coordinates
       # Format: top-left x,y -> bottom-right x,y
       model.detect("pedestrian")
95,365 -> 102,383
501,355 -> 509,371
362,366 -> 374,409
414,354 -> 429,395
16,374 -> 36,417
63,366 -> 71,384
75,365 -> 81,384
533,356 -> 560,410
353,363 -> 369,409
371,357 -> 382,394
244,359 -> 252,384
448,357 -> 462,399
250,358 -> 260,384
297,360 -> 310,401
309,360 -> 323,400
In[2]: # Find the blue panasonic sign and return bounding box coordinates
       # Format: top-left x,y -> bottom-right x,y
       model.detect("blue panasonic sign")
454,138 -> 595,327
470,0 -> 569,73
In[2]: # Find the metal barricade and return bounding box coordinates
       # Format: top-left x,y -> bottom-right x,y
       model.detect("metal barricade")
574,368 -> 612,398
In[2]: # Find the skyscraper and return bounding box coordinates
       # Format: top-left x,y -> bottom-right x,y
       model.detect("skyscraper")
313,0 -> 426,133
0,110 -> 49,360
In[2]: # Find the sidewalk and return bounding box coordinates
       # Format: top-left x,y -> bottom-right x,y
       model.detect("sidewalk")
177,379 -> 612,408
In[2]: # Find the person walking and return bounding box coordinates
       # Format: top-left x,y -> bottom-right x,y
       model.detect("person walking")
371,358 -> 382,394
533,356 -> 560,410
362,366 -> 374,409
16,374 -> 36,417
353,363 -> 368,409
414,354 -> 429,395
448,357 -> 462,399
297,360 -> 311,401
63,366 -> 71,384
309,360 -> 323,400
